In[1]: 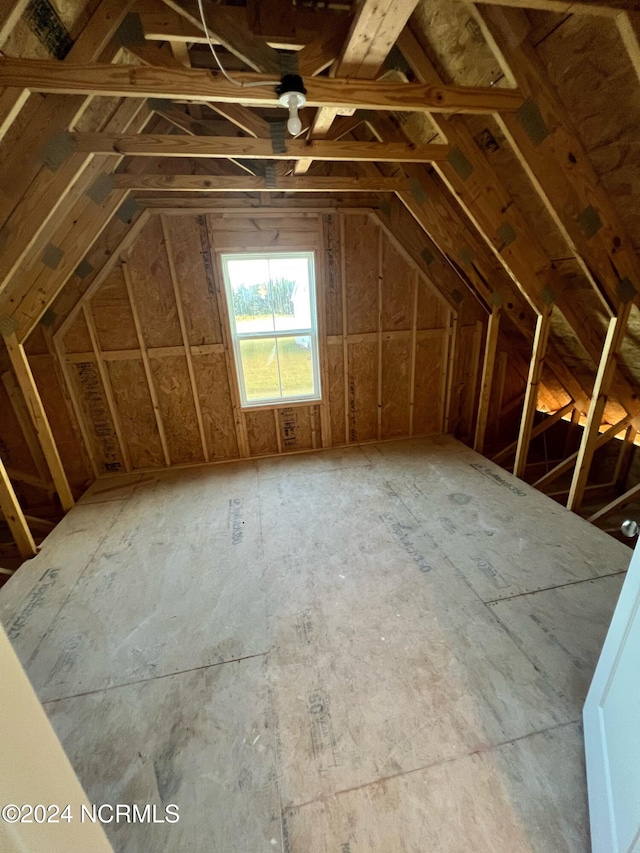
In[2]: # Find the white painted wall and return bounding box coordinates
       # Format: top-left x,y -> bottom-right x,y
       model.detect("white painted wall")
0,624 -> 112,852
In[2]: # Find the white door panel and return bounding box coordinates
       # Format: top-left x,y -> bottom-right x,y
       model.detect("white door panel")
584,540 -> 639,852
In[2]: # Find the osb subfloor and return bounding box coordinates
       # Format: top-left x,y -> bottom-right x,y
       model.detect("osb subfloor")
0,436 -> 631,852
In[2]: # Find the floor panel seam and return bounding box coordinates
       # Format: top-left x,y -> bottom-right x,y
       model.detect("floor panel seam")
41,649 -> 271,705
483,568 -> 627,605
282,717 -> 582,814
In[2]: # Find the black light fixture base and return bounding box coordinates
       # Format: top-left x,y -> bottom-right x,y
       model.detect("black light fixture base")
276,74 -> 307,97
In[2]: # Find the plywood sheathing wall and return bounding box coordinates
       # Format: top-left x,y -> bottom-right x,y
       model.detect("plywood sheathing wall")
45,208 -> 461,477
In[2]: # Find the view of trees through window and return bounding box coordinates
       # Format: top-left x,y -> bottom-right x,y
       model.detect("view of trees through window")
231,277 -> 296,320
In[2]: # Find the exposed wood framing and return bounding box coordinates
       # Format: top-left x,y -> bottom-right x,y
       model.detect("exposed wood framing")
0,0 -> 638,539
3,333 -> 74,511
546,482 -> 618,503
2,370 -> 50,483
0,455 -> 36,559
0,0 -> 133,143
82,304 -> 132,473
0,0 -> 30,46
297,0 -> 419,173
0,1 -> 134,216
160,216 -> 209,462
534,415 -> 633,490
563,407 -> 582,459
614,425 -> 637,488
54,211 -> 152,370
567,305 -> 632,510
316,217 -> 333,449
476,7 -> 640,316
296,27 -> 351,77
121,263 -> 170,468
73,134 -> 451,163
395,30 -> 639,422
0,84 -> 29,142
134,199 -> 383,212
617,13 -> 640,83
451,0 -> 640,15
137,0 -> 350,48
0,59 -> 525,114
47,208 -> 452,476
492,400 -> 575,465
162,0 -> 281,74
366,118 -> 588,411
4,135 -> 156,343
372,199 -> 480,313
473,305 -> 501,453
208,223 -> 250,459
514,308 -> 552,478
588,481 -> 640,525
116,176 -> 409,193
201,103 -> 271,138
5,468 -> 54,493
0,98 -> 147,302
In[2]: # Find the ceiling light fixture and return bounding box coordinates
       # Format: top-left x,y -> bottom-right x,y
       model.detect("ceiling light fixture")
277,75 -> 307,136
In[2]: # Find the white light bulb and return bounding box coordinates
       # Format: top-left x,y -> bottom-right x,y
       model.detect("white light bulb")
287,105 -> 302,136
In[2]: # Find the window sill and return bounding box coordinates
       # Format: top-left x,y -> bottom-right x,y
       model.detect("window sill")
240,397 -> 323,413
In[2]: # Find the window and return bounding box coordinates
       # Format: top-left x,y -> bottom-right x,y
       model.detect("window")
222,252 -> 321,408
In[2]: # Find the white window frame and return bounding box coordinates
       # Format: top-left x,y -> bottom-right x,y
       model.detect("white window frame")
221,251 -> 322,409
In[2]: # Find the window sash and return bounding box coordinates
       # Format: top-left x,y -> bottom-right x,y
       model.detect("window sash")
234,329 -> 314,341
221,251 -> 321,408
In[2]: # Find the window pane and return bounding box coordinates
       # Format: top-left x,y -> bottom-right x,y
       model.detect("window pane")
277,336 -> 315,397
239,338 -> 281,401
269,257 -> 313,332
226,258 -> 275,334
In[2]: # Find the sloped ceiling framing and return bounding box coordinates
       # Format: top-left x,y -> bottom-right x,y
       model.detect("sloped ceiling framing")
1,0 -> 640,557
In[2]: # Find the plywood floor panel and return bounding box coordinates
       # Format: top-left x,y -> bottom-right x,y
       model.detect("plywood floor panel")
284,722 -> 590,853
259,466 -> 574,805
0,437 -> 629,852
23,464 -> 269,702
0,500 -> 127,665
489,573 -> 626,709
362,436 -> 630,601
44,657 -> 281,853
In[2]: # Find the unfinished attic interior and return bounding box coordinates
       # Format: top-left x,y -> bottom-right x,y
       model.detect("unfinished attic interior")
2,0 -> 640,848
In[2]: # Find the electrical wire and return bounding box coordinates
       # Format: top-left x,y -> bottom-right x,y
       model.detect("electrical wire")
196,0 -> 280,89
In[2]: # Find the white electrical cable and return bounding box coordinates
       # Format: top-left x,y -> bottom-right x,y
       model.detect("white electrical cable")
196,0 -> 280,88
